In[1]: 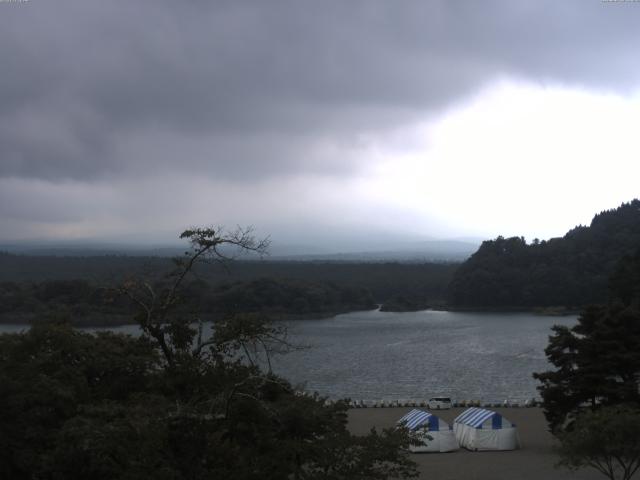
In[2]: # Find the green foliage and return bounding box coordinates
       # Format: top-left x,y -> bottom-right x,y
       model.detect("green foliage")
534,248 -> 640,431
0,277 -> 376,325
0,323 -> 159,479
557,405 -> 640,480
205,277 -> 376,316
610,249 -> 640,308
379,294 -> 430,312
0,255 -> 458,309
0,227 -> 418,479
0,279 -> 129,321
534,304 -> 640,430
449,199 -> 640,307
300,426 -> 418,480
0,320 -> 417,479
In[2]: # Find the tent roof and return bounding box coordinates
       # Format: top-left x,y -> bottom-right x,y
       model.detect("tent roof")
454,407 -> 502,428
398,409 -> 440,431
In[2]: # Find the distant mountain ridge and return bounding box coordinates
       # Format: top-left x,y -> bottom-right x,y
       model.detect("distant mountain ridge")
448,200 -> 640,308
0,239 -> 478,263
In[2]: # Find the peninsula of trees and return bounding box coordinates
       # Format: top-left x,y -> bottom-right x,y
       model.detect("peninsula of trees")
0,256 -> 456,324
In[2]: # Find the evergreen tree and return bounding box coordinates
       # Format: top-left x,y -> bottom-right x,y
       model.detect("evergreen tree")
449,199 -> 640,308
534,248 -> 640,432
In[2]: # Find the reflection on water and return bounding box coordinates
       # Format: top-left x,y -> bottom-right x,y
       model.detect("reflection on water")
0,309 -> 576,403
273,309 -> 576,403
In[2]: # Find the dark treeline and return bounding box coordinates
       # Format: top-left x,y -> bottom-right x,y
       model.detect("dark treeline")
0,251 -> 173,283
0,277 -> 377,325
4,200 -> 640,315
0,280 -> 128,324
193,278 -> 376,316
0,264 -> 457,324
0,254 -> 457,319
448,200 -> 640,308
379,294 -> 430,312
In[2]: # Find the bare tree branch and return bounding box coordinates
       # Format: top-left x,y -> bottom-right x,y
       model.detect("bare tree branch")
118,225 -> 270,367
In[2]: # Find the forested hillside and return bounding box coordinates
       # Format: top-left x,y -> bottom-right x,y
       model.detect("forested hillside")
0,254 -> 456,305
448,200 -> 640,308
0,258 -> 458,324
0,277 -> 377,325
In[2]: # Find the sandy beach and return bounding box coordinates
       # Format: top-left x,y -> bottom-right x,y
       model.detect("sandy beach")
348,407 -> 602,480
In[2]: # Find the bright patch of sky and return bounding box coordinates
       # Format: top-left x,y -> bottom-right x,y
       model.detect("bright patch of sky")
359,79 -> 640,240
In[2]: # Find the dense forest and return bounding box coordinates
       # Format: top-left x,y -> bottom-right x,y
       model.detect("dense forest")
5,200 -> 638,318
0,254 -> 456,303
448,200 -> 640,308
0,277 -> 377,326
0,228 -> 417,479
0,257 -> 457,324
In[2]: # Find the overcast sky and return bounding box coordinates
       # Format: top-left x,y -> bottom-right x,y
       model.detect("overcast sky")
1,0 -> 639,250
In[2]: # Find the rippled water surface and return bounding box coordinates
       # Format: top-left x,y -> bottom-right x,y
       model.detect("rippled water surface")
272,309 -> 577,403
1,309 -> 576,403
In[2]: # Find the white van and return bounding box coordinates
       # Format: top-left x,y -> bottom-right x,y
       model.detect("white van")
427,397 -> 452,410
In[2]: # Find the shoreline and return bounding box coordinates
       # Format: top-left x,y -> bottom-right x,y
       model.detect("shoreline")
348,407 -> 600,480
0,304 -> 580,328
430,305 -> 582,316
0,306 -> 379,328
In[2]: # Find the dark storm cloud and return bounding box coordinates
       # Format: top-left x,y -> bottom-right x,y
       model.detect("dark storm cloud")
1,0 -> 639,181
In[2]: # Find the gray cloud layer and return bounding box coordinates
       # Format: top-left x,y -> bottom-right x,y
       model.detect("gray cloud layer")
2,0 -> 640,183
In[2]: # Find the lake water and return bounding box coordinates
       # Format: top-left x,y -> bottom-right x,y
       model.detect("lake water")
0,309 -> 576,403
275,309 -> 576,403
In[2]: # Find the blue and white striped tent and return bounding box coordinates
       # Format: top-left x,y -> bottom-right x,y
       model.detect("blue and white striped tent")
453,407 -> 520,451
398,409 -> 451,431
397,409 -> 458,452
455,407 -> 509,429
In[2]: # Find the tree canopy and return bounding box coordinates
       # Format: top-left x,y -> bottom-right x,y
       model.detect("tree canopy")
534,248 -> 640,432
449,199 -> 640,308
0,227 -> 418,479
557,405 -> 640,480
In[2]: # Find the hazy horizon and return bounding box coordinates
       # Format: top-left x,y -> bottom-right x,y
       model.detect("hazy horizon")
0,232 -> 484,259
